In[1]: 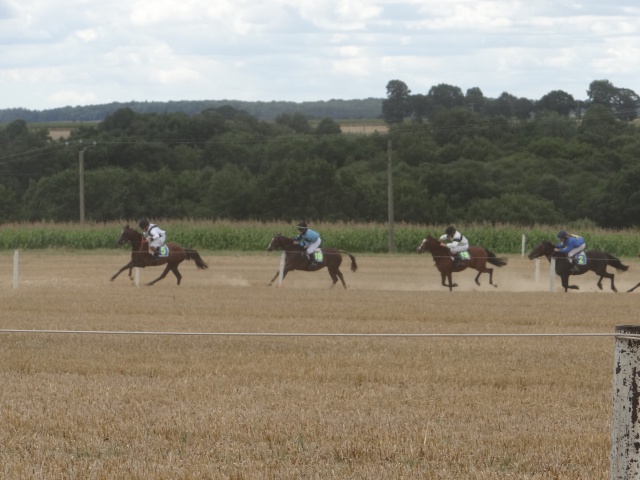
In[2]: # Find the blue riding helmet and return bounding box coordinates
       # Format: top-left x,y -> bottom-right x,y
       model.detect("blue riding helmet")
557,230 -> 568,240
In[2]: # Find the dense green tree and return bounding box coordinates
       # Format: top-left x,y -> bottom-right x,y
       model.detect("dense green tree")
428,83 -> 465,113
382,80 -> 411,124
536,90 -> 576,116
315,118 -> 342,135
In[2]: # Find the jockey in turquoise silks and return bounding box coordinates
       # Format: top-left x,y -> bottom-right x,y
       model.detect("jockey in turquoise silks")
293,220 -> 321,266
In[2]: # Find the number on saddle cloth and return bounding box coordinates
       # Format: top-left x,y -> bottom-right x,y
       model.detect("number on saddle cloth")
157,245 -> 170,257
313,251 -> 324,263
457,251 -> 471,261
574,252 -> 586,266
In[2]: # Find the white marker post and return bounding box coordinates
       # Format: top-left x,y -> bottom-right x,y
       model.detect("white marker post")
549,257 -> 555,292
611,325 -> 640,479
278,252 -> 286,287
521,234 -> 526,256
135,267 -> 140,287
13,249 -> 19,289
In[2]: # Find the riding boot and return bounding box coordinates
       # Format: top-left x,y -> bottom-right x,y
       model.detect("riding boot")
306,253 -> 315,268
453,257 -> 464,269
569,257 -> 580,274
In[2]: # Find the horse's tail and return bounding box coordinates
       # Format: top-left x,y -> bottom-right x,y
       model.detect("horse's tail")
338,250 -> 358,272
185,249 -> 209,270
485,249 -> 508,267
606,253 -> 629,273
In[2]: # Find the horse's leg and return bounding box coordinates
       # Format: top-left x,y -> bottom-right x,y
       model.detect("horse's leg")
331,267 -> 347,289
627,282 -> 640,293
486,267 -> 496,287
110,261 -> 134,282
170,265 -> 182,285
442,272 -> 457,291
269,265 -> 294,287
561,274 -> 579,292
268,271 -> 280,286
598,271 -> 616,292
440,272 -> 449,289
145,265 -> 173,286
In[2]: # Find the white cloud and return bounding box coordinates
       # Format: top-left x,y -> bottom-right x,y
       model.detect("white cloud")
0,0 -> 639,109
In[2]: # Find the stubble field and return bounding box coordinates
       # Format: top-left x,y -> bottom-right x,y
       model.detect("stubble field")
1,250 -> 638,479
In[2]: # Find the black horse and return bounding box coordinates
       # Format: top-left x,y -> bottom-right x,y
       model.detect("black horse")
528,240 -> 629,292
266,233 -> 357,288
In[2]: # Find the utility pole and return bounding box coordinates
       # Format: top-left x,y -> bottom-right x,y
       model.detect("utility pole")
66,140 -> 96,223
79,145 -> 87,223
387,139 -> 396,253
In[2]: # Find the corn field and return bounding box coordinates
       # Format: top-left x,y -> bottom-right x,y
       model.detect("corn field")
0,220 -> 639,256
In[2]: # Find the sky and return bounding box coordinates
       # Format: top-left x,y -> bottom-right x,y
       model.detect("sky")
1,0 -> 639,111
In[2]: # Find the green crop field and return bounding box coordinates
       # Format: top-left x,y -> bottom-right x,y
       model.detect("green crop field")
1,220 -> 640,256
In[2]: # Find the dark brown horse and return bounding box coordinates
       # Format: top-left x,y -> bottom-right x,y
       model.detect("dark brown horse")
110,225 -> 208,286
266,233 -> 357,288
527,240 -> 628,292
416,235 -> 508,291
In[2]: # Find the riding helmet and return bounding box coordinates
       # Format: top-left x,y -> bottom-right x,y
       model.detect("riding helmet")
139,217 -> 150,229
557,230 -> 568,240
445,225 -> 456,236
297,220 -> 308,232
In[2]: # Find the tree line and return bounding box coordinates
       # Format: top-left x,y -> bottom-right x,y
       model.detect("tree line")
0,78 -> 639,228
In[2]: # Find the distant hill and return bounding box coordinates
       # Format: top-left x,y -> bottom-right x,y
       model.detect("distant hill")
0,98 -> 384,123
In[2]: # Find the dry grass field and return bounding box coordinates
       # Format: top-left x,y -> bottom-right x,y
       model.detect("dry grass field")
1,250 -> 639,479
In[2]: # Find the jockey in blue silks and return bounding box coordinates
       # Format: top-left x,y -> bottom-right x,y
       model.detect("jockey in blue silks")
293,220 -> 321,266
555,230 -> 586,273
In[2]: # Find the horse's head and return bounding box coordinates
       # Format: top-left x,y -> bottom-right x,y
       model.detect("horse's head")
527,240 -> 554,260
116,225 -> 142,246
268,233 -> 297,252
416,235 -> 439,254
267,233 -> 284,251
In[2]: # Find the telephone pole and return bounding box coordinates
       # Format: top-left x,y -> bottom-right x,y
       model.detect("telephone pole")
387,139 -> 396,253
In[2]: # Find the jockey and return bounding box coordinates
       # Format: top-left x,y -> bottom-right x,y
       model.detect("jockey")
138,217 -> 167,260
439,225 -> 469,268
555,230 -> 585,273
293,220 -> 321,266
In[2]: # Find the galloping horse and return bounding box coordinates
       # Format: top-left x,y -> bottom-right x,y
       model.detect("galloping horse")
416,235 -> 508,291
527,240 -> 628,292
110,225 -> 208,286
266,233 -> 357,288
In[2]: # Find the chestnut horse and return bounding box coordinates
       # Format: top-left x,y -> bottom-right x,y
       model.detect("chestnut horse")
266,233 -> 357,288
416,235 -> 508,291
528,240 -> 628,292
110,225 -> 208,286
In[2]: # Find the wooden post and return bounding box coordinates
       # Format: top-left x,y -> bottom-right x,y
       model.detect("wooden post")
387,139 -> 395,253
611,325 -> 640,479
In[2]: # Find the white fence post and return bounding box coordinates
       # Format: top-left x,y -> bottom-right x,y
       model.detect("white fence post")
278,252 -> 285,287
521,234 -> 526,257
549,258 -> 555,292
611,325 -> 640,479
13,249 -> 19,289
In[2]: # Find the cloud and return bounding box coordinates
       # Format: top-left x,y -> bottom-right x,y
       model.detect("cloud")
0,0 -> 639,109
